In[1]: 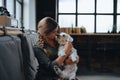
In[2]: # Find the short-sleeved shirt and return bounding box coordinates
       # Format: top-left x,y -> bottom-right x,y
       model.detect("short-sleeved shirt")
33,42 -> 59,80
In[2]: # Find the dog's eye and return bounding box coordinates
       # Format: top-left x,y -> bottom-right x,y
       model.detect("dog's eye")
63,35 -> 66,37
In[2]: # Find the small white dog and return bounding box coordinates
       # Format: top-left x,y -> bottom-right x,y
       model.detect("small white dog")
55,32 -> 78,80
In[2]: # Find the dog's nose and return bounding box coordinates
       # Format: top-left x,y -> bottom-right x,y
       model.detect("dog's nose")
56,34 -> 60,38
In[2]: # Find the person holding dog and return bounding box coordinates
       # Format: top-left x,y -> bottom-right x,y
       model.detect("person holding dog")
33,17 -> 79,80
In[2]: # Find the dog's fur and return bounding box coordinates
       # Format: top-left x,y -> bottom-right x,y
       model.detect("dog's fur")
56,32 -> 78,80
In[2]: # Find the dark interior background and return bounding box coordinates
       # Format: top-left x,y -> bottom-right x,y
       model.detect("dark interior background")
36,0 -> 56,29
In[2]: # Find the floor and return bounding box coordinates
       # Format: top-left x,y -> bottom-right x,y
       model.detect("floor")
77,75 -> 120,80
76,57 -> 120,80
76,67 -> 120,80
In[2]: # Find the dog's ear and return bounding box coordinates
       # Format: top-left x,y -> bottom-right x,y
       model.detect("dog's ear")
60,32 -> 74,42
67,34 -> 73,42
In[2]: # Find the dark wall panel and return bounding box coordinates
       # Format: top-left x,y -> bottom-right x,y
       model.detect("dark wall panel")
36,0 -> 56,29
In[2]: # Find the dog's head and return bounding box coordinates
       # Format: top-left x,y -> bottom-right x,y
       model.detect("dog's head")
56,32 -> 73,45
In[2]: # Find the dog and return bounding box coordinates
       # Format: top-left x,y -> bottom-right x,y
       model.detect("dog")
55,32 -> 78,80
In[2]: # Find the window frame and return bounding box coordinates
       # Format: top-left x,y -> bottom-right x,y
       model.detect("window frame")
57,0 -> 119,33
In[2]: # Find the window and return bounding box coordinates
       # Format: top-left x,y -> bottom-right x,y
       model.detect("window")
97,0 -> 113,13
117,0 -> 120,32
96,15 -> 113,32
78,15 -> 94,32
57,0 -> 119,33
6,0 -> 14,17
78,0 -> 94,13
117,15 -> 120,32
59,0 -> 75,13
117,0 -> 120,13
59,15 -> 75,27
0,0 -> 3,6
16,0 -> 22,28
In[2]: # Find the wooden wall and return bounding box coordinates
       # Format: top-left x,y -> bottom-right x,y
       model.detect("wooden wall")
71,34 -> 120,75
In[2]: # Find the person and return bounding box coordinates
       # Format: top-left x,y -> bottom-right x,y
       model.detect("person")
33,17 -> 79,80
